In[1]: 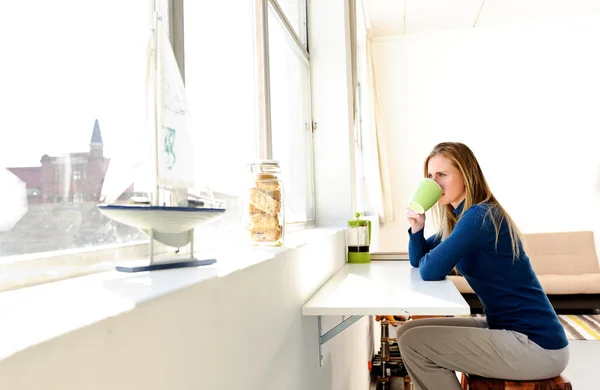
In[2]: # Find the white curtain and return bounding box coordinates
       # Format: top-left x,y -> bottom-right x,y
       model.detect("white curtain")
364,33 -> 394,223
350,0 -> 394,223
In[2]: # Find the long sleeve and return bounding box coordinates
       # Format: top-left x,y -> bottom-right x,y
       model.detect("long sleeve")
408,228 -> 441,267
416,205 -> 487,281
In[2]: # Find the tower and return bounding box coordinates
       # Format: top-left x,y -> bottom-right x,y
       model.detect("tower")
87,119 -> 107,200
90,119 -> 104,158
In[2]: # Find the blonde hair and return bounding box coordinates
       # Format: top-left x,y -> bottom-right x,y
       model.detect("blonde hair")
425,142 -> 524,258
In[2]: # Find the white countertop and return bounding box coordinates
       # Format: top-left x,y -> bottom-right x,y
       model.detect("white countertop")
302,262 -> 470,316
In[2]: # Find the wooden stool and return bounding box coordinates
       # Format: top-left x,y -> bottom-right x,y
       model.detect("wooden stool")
460,373 -> 572,390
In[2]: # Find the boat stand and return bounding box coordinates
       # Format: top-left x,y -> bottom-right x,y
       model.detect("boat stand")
115,229 -> 216,272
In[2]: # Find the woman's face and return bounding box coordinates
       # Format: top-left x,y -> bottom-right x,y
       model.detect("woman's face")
427,154 -> 466,208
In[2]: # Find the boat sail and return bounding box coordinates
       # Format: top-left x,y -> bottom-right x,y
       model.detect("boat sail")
97,4 -> 226,272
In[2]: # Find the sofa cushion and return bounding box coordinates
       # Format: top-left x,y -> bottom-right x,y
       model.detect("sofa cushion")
537,274 -> 600,295
449,275 -> 474,294
524,231 -> 600,275
449,274 -> 600,295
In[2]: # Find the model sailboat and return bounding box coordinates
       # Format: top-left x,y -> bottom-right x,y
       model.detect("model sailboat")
97,6 -> 226,272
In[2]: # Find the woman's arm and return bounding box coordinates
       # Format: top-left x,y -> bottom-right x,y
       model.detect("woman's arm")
416,206 -> 487,280
408,229 -> 441,267
406,206 -> 441,267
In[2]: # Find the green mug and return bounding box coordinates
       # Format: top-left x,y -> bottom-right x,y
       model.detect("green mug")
408,178 -> 443,213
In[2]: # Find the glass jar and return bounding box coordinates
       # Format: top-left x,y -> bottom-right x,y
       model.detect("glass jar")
245,160 -> 284,246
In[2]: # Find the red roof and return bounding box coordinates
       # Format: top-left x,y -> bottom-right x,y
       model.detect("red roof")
7,167 -> 42,188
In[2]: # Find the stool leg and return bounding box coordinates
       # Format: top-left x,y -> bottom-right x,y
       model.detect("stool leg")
381,321 -> 389,389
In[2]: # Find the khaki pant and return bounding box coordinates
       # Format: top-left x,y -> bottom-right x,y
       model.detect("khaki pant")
396,317 -> 569,390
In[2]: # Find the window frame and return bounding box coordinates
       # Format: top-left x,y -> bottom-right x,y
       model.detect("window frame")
263,0 -> 315,229
1,0 -> 316,290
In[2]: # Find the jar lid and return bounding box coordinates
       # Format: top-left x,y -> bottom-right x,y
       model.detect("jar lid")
248,160 -> 281,173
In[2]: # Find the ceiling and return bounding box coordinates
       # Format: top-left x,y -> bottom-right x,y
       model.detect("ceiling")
361,0 -> 600,37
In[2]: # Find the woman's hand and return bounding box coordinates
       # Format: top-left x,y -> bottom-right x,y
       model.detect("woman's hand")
406,206 -> 425,233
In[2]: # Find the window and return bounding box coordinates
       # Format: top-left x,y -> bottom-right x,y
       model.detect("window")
183,0 -> 258,250
270,0 -> 307,48
27,188 -> 41,197
0,1 -> 149,258
183,0 -> 314,248
1,0 -> 315,280
268,2 -> 315,224
183,0 -> 257,196
73,191 -> 84,203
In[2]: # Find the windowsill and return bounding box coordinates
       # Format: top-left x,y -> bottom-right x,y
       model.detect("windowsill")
0,227 -> 345,362
0,221 -> 317,293
0,240 -> 164,292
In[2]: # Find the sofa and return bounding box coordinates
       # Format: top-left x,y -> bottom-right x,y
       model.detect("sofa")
449,231 -> 600,312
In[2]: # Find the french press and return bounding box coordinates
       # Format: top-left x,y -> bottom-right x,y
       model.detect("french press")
347,212 -> 371,263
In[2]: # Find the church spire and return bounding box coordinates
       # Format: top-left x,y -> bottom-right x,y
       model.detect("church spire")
90,119 -> 103,145
89,119 -> 104,158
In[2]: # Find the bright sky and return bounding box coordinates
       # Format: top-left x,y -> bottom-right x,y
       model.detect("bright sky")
0,1 -> 307,198
0,1 -> 148,167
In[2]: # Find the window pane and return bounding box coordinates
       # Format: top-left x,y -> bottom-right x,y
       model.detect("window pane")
354,4 -> 376,214
184,0 -> 258,246
0,2 -> 149,257
271,0 -> 307,47
268,5 -> 315,224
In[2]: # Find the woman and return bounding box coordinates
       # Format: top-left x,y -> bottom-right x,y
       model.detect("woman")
398,142 -> 568,390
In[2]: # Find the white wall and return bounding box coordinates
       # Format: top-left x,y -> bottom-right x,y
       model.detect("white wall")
372,17 -> 600,253
0,230 -> 372,390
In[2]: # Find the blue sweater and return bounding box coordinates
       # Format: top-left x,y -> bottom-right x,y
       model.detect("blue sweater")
408,201 -> 568,350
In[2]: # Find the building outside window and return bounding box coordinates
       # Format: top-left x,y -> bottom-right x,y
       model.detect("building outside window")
0,1 -> 148,258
